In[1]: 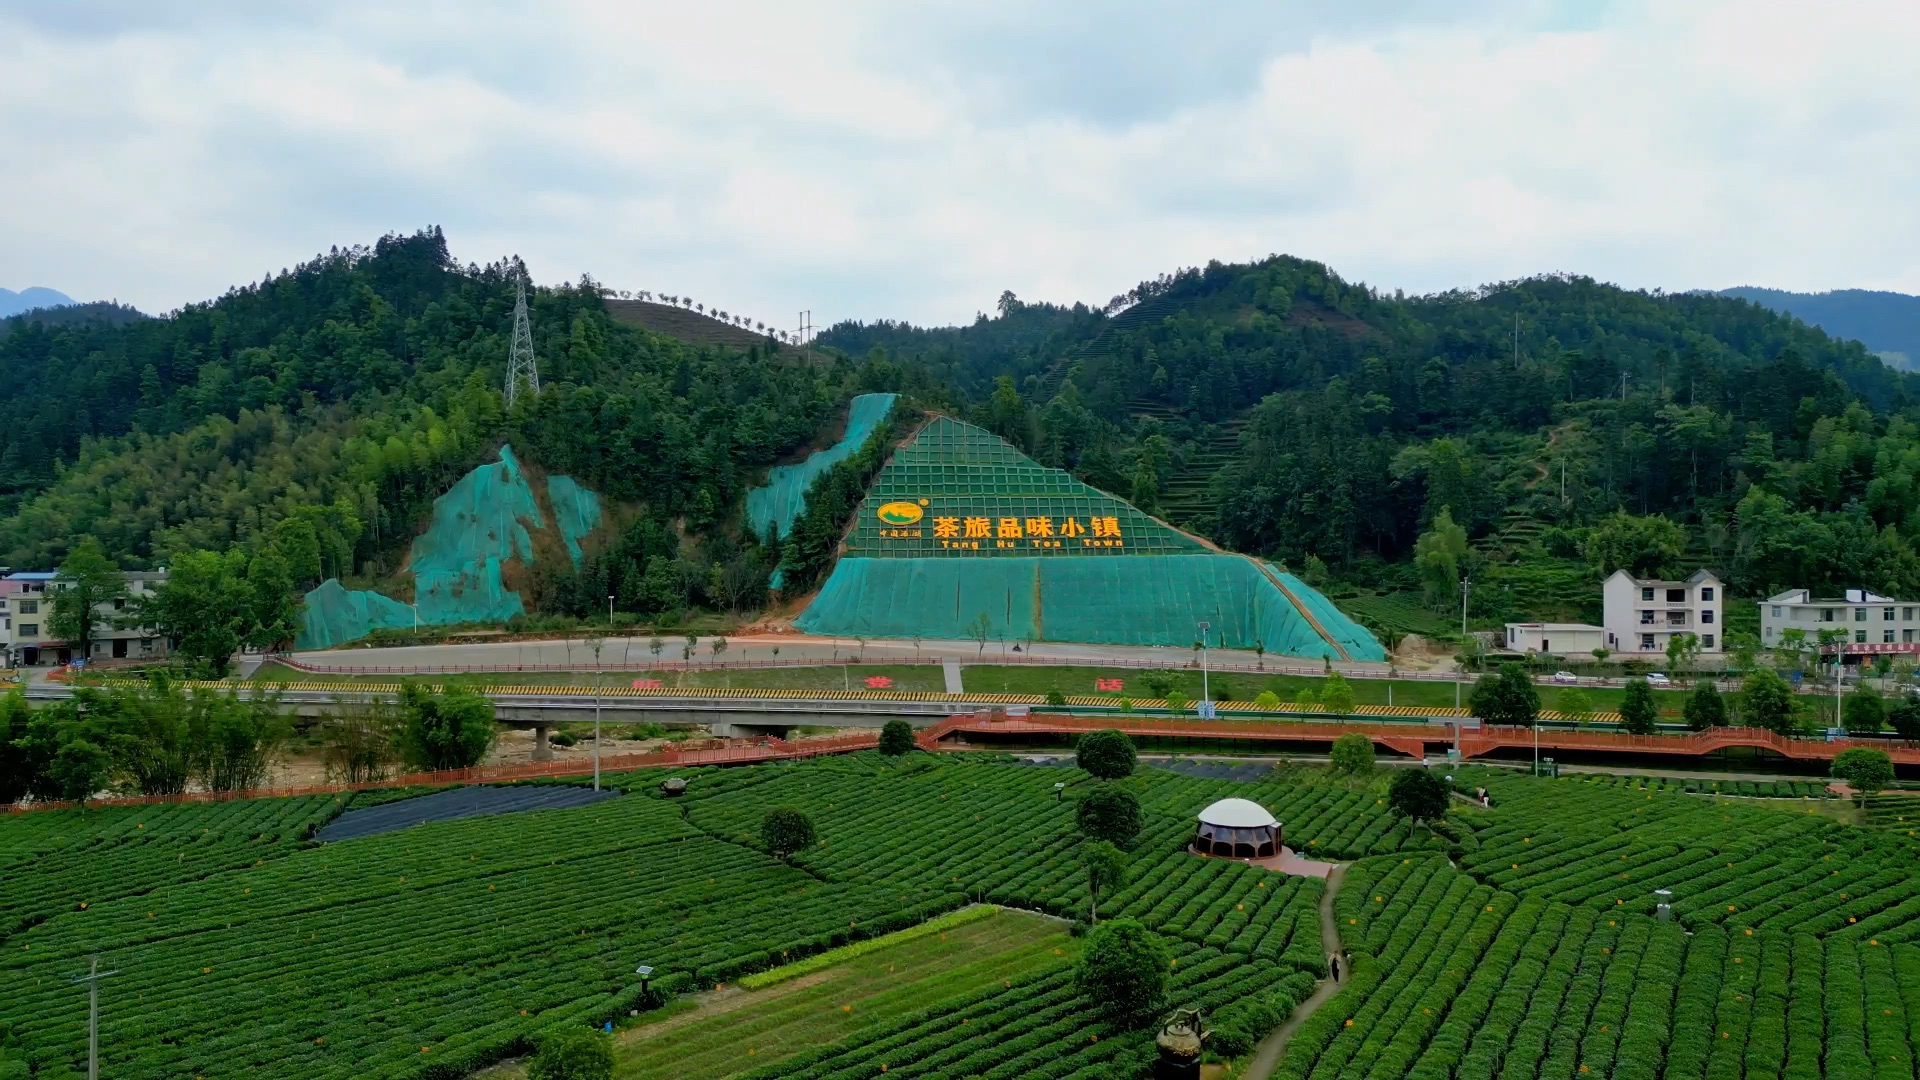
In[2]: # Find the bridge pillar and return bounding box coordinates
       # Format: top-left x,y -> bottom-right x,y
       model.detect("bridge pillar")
532,725 -> 553,762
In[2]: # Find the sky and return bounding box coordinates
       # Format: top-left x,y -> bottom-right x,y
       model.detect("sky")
1,0 -> 1916,328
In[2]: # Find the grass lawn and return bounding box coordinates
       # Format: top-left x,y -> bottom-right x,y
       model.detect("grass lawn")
251,662 -> 947,693
480,908 -> 1072,1080
960,665 -> 1694,715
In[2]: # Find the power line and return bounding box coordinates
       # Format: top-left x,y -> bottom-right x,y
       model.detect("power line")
505,273 -> 540,407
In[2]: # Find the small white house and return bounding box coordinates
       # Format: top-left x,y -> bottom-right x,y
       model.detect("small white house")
1601,569 -> 1722,657
1504,622 -> 1608,658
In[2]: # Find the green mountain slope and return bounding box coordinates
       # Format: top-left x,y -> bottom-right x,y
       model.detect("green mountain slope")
11,237 -> 1920,639
1719,286 -> 1920,370
830,258 -> 1920,607
0,227 -> 894,632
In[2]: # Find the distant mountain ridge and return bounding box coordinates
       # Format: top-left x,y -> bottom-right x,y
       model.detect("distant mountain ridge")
1719,286 -> 1920,370
0,287 -> 76,318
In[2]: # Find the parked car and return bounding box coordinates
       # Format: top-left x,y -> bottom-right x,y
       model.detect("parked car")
1646,672 -> 1672,687
1551,671 -> 1579,684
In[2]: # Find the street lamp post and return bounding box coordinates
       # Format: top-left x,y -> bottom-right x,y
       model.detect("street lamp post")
1456,574 -> 1472,709
1197,621 -> 1211,712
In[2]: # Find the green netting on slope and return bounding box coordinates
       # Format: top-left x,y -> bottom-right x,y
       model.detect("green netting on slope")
295,445 -> 607,649
410,445 -> 541,625
297,579 -> 416,652
747,393 -> 898,540
794,556 -> 1348,660
546,475 -> 603,568
845,417 -> 1204,558
1274,568 -> 1388,661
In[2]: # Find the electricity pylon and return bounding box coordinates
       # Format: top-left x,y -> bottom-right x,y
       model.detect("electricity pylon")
505,275 -> 540,407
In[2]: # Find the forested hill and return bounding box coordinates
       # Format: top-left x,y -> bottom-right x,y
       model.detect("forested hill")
12,235 -> 1920,637
0,228 -> 894,626
1719,286 -> 1920,371
824,257 -> 1920,610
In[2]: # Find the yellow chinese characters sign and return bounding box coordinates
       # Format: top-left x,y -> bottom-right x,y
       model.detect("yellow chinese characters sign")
924,514 -> 1124,550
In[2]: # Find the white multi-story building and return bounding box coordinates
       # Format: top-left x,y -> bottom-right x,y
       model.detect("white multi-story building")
1601,569 -> 1724,657
0,569 -> 169,667
1761,588 -> 1920,656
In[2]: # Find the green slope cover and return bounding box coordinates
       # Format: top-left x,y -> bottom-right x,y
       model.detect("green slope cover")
795,416 -> 1384,660
296,445 -> 602,649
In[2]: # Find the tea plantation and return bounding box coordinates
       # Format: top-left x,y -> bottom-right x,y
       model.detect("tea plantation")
6,752 -> 1920,1078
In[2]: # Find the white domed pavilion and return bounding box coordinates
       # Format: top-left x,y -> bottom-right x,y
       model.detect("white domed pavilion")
1192,798 -> 1281,859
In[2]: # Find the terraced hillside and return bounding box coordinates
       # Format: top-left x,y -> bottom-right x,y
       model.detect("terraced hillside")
605,298 -> 812,354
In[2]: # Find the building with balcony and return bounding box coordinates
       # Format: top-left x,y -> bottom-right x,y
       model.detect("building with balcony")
1761,588 -> 1920,657
1601,569 -> 1723,658
1,569 -> 169,667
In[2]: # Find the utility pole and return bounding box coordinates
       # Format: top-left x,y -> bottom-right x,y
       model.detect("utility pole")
1619,371 -> 1630,401
796,310 -> 814,348
72,956 -> 118,1080
1456,574 -> 1471,709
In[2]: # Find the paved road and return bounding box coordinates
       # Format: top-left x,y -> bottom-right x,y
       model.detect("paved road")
292,633 -> 1401,676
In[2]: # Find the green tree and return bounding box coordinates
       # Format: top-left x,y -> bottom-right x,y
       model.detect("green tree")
761,806 -> 816,861
135,549 -> 254,676
320,697 -> 403,784
1665,632 -> 1702,674
47,536 -> 125,662
395,683 -> 496,771
1082,839 -> 1128,924
1741,668 -> 1797,734
1075,786 -> 1143,848
877,719 -> 915,756
1253,690 -> 1281,710
1321,672 -> 1357,717
1075,729 -> 1137,780
1889,697 -> 1920,741
49,737 -> 113,804
1328,732 -> 1375,776
1470,663 -> 1540,727
0,691 -> 33,804
1844,684 -> 1887,737
1558,687 -> 1595,726
1683,681 -> 1728,731
527,1027 -> 614,1080
1414,507 -> 1469,611
1620,678 -> 1659,735
1074,919 -> 1169,1026
245,548 -> 301,651
1583,512 -> 1687,577
192,689 -> 287,791
1774,628 -> 1810,674
1724,631 -> 1760,675
1387,767 -> 1449,828
99,674 -> 196,795
1832,747 -> 1895,806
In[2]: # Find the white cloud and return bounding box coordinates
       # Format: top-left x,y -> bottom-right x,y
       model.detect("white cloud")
0,0 -> 1915,326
